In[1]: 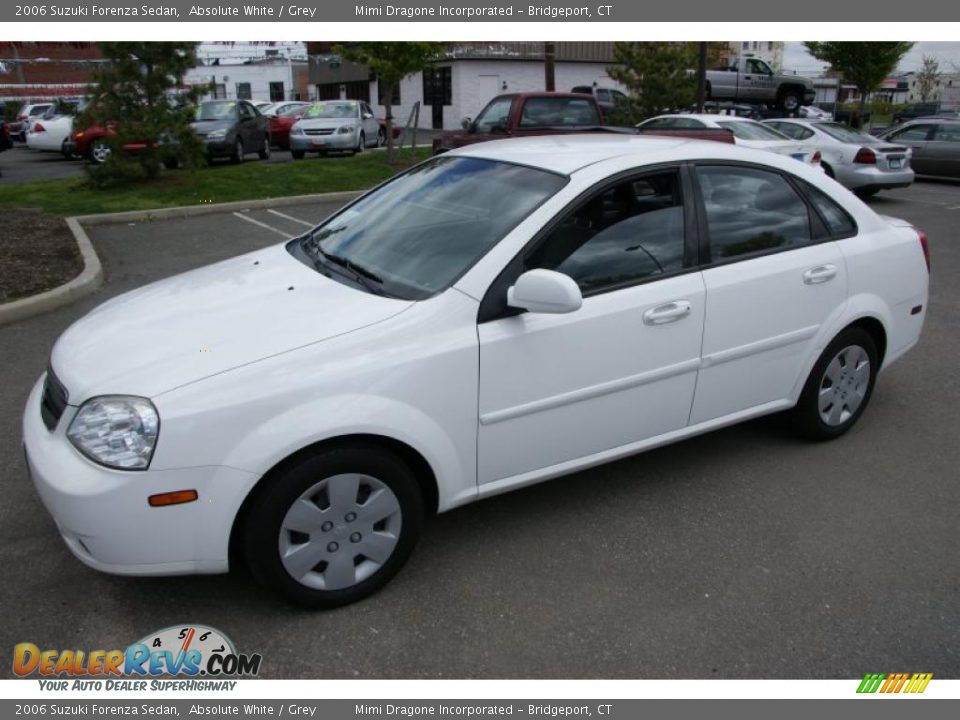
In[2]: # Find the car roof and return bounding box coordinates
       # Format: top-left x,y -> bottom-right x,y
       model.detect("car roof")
445,133 -> 795,175
661,113 -> 758,123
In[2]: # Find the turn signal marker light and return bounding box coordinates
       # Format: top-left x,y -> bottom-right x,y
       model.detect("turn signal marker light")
148,490 -> 199,507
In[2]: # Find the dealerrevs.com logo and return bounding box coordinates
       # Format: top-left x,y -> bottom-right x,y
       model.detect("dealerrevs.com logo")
856,673 -> 933,694
13,625 -> 262,690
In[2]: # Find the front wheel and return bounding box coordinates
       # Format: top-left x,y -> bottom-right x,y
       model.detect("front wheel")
291,149 -> 305,160
855,188 -> 880,199
354,131 -> 365,155
778,90 -> 802,113
244,444 -> 424,608
230,138 -> 244,164
790,327 -> 878,440
89,138 -> 111,165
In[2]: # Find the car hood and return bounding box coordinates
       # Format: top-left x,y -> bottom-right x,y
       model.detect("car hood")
51,243 -> 414,401
190,119 -> 234,136
297,118 -> 359,130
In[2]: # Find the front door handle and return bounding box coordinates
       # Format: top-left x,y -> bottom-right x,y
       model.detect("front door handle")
643,300 -> 692,325
803,264 -> 838,285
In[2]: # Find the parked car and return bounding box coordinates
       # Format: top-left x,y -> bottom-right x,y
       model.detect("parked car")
23,135 -> 929,608
289,100 -> 385,158
892,103 -> 942,125
0,118 -> 12,152
637,114 -> 822,166
571,85 -> 628,115
876,119 -> 960,178
9,103 -> 53,141
798,105 -> 833,120
253,100 -> 275,112
434,92 -> 608,153
26,100 -> 87,155
706,54 -> 815,111
191,99 -> 271,163
762,119 -> 913,196
265,101 -> 311,150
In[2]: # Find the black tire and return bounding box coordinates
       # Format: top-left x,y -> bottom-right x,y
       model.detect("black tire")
821,163 -> 835,179
778,89 -> 802,113
291,150 -> 305,160
376,127 -> 386,148
162,157 -> 178,170
855,188 -> 880,199
230,138 -> 244,164
790,327 -> 879,441
244,444 -> 424,608
258,135 -> 270,160
354,131 -> 365,155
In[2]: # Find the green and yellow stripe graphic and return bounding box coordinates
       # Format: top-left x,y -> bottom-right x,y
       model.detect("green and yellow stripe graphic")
857,672 -> 933,694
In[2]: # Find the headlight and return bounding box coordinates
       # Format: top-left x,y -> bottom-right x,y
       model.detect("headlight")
337,125 -> 354,134
290,126 -> 304,135
67,396 -> 159,470
206,129 -> 227,140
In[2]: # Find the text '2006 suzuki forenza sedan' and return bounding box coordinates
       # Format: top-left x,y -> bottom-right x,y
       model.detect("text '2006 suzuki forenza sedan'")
24,135 -> 929,607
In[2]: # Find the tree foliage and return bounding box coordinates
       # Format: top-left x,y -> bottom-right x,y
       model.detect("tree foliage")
607,42 -> 698,123
915,55 -> 941,103
803,42 -> 914,114
80,42 -> 207,186
335,42 -> 446,162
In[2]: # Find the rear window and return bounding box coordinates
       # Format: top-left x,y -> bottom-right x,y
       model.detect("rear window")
518,97 -> 601,128
715,120 -> 789,141
803,183 -> 857,238
816,122 -> 876,144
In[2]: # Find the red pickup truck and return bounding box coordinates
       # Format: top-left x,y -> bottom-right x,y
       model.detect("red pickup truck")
433,92 -> 612,154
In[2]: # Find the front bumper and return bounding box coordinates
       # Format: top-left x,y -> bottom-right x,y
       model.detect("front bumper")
289,131 -> 357,152
203,137 -> 234,158
22,376 -> 257,576
836,164 -> 915,191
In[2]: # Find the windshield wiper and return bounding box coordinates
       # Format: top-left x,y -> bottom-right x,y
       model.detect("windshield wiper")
306,241 -> 389,296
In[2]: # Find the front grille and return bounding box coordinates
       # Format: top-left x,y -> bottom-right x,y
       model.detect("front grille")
304,128 -> 335,136
40,368 -> 69,431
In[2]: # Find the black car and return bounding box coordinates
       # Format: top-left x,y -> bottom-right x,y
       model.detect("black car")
892,103 -> 941,125
190,100 -> 271,163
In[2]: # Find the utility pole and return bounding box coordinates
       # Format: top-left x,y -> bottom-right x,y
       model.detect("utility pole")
544,42 -> 556,92
696,42 -> 707,112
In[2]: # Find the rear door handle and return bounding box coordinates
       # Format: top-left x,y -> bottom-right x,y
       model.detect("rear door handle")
643,300 -> 692,325
803,264 -> 838,285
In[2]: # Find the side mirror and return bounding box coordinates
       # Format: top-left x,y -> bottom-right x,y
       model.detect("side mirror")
507,269 -> 582,314
363,112 -> 374,119
461,116 -> 473,130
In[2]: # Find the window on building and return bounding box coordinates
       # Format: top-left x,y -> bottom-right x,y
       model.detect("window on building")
422,67 -> 453,106
269,82 -> 284,102
742,42 -> 749,50
236,82 -> 252,100
768,42 -> 774,51
212,84 -> 226,99
316,81 -> 371,103
377,80 -> 401,106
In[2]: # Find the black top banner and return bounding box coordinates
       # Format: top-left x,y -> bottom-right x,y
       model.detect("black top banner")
5,0 -> 959,22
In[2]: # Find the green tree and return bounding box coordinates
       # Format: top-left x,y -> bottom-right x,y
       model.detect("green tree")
915,55 -> 941,103
80,42 -> 207,185
803,42 -> 914,125
607,42 -> 698,123
335,42 -> 446,163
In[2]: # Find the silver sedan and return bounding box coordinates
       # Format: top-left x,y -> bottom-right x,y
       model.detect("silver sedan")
289,100 -> 385,158
763,119 -> 914,197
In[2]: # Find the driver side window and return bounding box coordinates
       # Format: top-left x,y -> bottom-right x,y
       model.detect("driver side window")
526,170 -> 687,294
474,98 -> 513,133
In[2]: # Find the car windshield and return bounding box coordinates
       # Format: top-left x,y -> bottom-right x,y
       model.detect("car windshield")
299,156 -> 567,300
278,104 -> 307,117
195,102 -> 238,121
815,122 -> 878,144
304,102 -> 358,119
716,120 -> 790,141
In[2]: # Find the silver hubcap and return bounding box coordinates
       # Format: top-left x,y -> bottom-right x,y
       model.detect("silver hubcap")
92,142 -> 110,163
818,345 -> 870,426
279,473 -> 402,591
784,95 -> 799,111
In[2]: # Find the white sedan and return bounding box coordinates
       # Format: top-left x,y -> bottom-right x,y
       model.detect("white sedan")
763,118 -> 914,197
638,113 -> 823,166
23,135 -> 929,607
25,113 -> 75,155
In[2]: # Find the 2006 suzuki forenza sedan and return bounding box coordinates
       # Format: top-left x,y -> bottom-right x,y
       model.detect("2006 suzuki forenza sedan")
24,135 -> 929,607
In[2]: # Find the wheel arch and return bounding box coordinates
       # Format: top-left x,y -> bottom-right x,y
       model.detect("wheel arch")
228,433 -> 439,571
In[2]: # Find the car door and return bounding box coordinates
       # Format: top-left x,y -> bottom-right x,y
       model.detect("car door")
744,59 -> 775,102
688,163 -> 848,424
477,168 -> 706,486
237,102 -> 258,148
361,102 -> 379,145
885,124 -> 936,174
925,122 -> 960,177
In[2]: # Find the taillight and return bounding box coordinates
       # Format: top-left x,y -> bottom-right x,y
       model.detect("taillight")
811,150 -> 822,164
853,147 -> 876,164
914,227 -> 930,273
33,123 -> 45,133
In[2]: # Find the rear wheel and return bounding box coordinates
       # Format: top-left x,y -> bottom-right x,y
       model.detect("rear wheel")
230,138 -> 244,164
855,188 -> 880,199
376,127 -> 386,148
162,157 -> 178,170
258,135 -> 270,160
778,89 -> 802,113
244,444 -> 424,608
790,327 -> 878,440
354,131 -> 365,155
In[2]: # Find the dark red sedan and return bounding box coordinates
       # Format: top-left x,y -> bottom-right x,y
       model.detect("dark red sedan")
267,102 -> 310,150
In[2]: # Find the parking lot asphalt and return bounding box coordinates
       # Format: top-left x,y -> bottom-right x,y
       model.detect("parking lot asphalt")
1,183 -> 958,679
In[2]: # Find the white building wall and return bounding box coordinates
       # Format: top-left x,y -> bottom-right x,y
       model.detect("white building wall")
371,60 -> 624,130
184,64 -> 297,103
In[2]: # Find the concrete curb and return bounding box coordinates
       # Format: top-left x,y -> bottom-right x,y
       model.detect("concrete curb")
77,190 -> 364,226
0,217 -> 104,327
0,189 -> 365,326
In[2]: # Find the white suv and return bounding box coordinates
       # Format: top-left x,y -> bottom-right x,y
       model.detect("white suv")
23,135 -> 929,607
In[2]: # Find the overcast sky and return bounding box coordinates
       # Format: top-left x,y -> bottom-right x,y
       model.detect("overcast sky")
784,41 -> 960,74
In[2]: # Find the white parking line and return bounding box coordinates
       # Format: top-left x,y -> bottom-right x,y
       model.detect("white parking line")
266,209 -> 316,228
231,212 -> 294,239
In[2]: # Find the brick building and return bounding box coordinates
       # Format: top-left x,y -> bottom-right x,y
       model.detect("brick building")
0,42 -> 102,103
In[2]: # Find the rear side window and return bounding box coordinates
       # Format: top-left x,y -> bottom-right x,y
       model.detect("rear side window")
934,123 -> 960,141
696,165 -> 812,261
518,97 -> 601,127
889,125 -> 934,142
772,123 -> 814,140
803,183 -> 857,238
